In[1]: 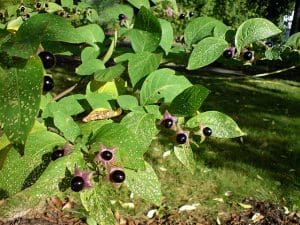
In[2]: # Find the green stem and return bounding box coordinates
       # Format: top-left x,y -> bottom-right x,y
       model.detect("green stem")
253,65 -> 298,78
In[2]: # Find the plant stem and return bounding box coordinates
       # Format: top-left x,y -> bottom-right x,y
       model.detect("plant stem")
53,83 -> 78,101
253,66 -> 298,78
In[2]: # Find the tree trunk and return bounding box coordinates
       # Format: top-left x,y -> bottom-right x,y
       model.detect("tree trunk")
290,0 -> 300,35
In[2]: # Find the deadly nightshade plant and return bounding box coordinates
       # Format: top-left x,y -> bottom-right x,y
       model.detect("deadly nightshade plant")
94,144 -> 117,167
71,167 -> 93,192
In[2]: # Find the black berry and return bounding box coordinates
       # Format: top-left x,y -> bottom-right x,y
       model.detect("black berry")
189,12 -> 194,17
118,13 -> 126,21
223,49 -> 233,59
71,176 -> 84,192
203,127 -> 212,137
43,76 -> 54,92
0,13 -> 4,19
179,13 -> 185,19
176,133 -> 187,144
20,5 -> 26,12
110,170 -> 126,183
265,41 -> 273,47
100,150 -> 113,161
38,51 -> 56,69
51,149 -> 64,161
243,51 -> 253,61
163,119 -> 173,129
45,3 -> 49,8
36,2 -> 42,8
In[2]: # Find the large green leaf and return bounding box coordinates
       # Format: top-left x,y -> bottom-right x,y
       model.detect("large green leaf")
117,95 -> 139,111
0,57 -> 44,148
0,129 -> 65,198
286,32 -> 300,49
127,0 -> 150,8
169,85 -> 209,116
186,111 -> 246,138
174,145 -> 195,174
76,59 -> 105,76
235,18 -> 281,52
94,64 -> 126,82
140,69 -> 192,105
81,46 -> 100,62
53,111 -> 81,143
158,19 -> 173,55
0,150 -> 83,219
76,24 -> 105,45
91,123 -> 145,170
128,6 -> 161,52
184,16 -> 229,46
80,184 -> 116,225
121,111 -> 159,150
128,52 -> 162,87
125,162 -> 162,205
4,14 -> 88,58
187,37 -> 228,70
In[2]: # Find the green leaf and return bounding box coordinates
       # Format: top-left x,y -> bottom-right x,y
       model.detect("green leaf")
0,150 -> 83,219
42,94 -> 85,118
86,93 -> 113,110
61,0 -> 73,9
128,29 -> 161,53
0,129 -> 65,198
0,57 -> 44,147
186,111 -> 246,138
265,46 -> 282,60
235,18 -> 281,52
4,14 -> 88,58
53,111 -> 81,142
94,64 -> 126,82
121,111 -> 159,150
125,162 -> 162,205
286,32 -> 300,49
98,4 -> 134,26
79,120 -> 113,143
127,0 -> 150,8
128,6 -> 161,52
184,16 -> 229,46
91,123 -> 145,170
81,46 -> 100,62
45,2 -> 64,13
128,52 -> 162,87
114,53 -> 135,63
158,19 -> 173,55
80,184 -> 116,225
117,95 -> 139,111
174,145 -> 195,174
187,37 -> 228,70
144,105 -> 161,119
76,59 -> 105,76
169,85 -> 209,116
76,24 -> 105,45
140,69 -> 192,105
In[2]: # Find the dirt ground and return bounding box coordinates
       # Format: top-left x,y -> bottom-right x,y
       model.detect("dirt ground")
1,198 -> 300,225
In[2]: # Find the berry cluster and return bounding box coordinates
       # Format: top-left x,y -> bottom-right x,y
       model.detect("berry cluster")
160,111 -> 212,145
38,51 -> 56,92
70,145 -> 126,192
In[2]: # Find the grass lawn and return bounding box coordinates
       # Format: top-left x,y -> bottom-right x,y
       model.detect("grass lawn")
141,75 -> 300,221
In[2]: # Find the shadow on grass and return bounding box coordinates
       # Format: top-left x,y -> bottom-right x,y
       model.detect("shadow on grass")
188,76 -> 300,202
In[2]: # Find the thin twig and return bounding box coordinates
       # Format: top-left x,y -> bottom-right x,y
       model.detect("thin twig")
53,83 -> 78,101
252,66 -> 298,78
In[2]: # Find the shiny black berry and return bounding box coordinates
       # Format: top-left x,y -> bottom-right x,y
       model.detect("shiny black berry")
36,2 -> 42,8
176,133 -> 187,144
179,13 -> 185,19
100,150 -> 113,161
243,51 -> 253,61
43,76 -> 54,92
118,13 -> 126,21
39,51 -> 56,69
110,170 -> 126,183
223,49 -> 233,59
20,5 -> 26,12
265,41 -> 273,47
189,12 -> 194,17
71,176 -> 84,192
163,119 -> 173,129
51,149 -> 64,161
203,127 -> 212,137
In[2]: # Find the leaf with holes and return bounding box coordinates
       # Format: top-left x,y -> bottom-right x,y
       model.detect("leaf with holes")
186,111 -> 246,138
235,18 -> 281,52
0,57 -> 43,148
125,162 -> 162,205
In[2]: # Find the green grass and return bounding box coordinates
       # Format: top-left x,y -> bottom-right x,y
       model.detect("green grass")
142,76 -> 300,220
